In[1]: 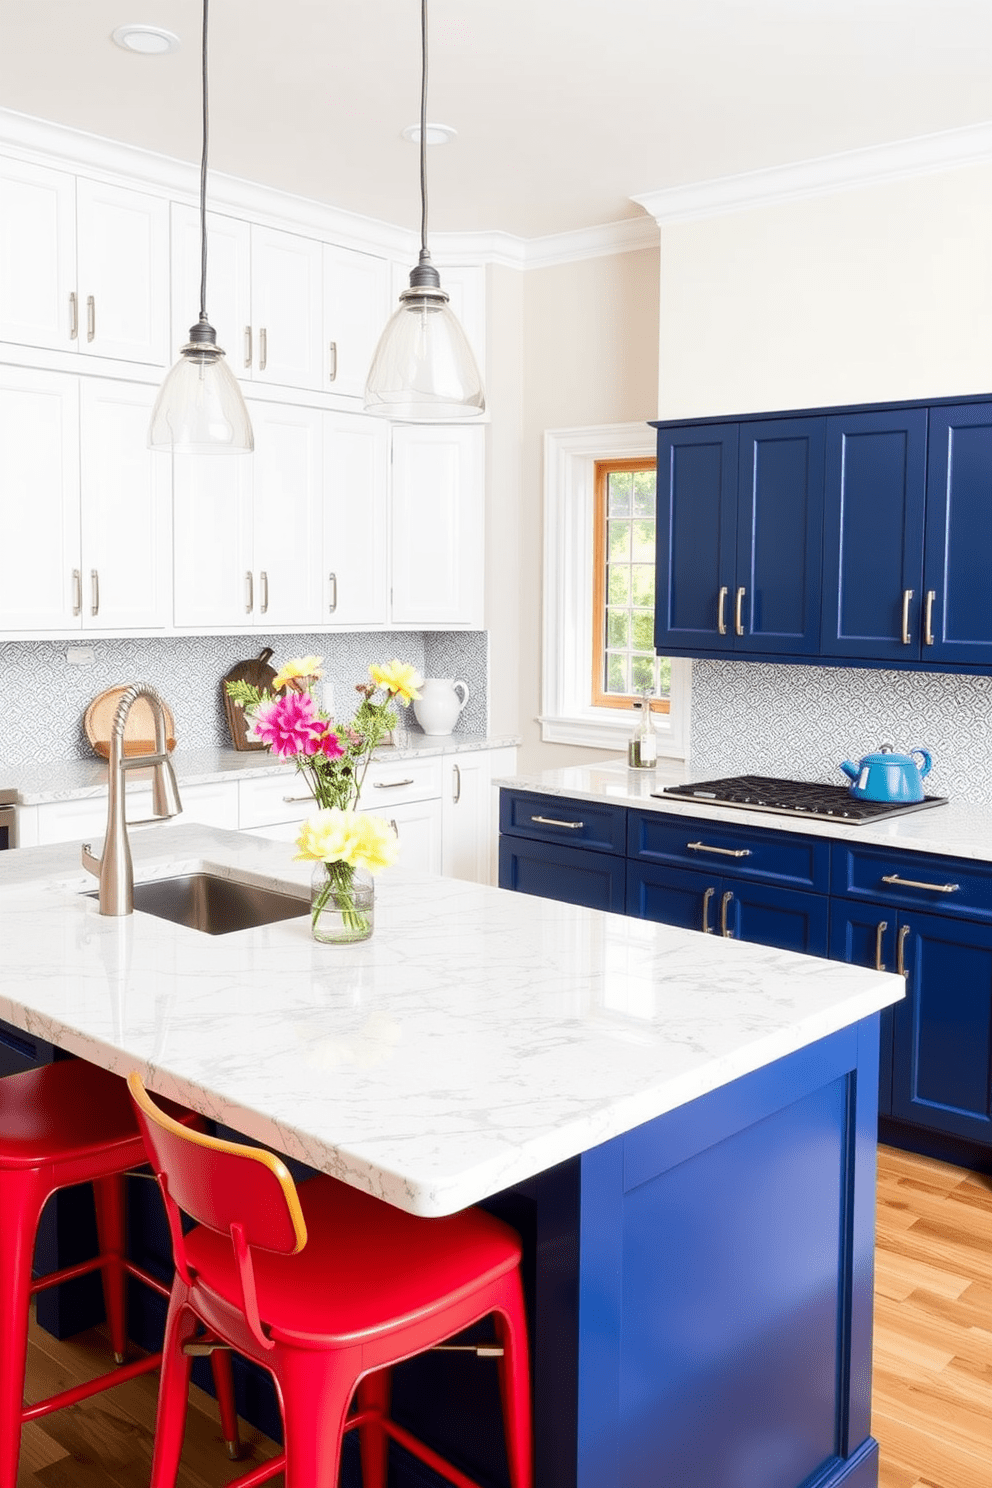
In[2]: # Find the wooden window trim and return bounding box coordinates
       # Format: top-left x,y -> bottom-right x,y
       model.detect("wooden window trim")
591,458 -> 669,714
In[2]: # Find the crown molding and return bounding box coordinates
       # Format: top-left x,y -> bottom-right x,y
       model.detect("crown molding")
633,121 -> 992,225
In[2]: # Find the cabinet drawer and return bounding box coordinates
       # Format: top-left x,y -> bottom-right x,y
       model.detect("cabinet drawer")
498,836 -> 626,912
360,757 -> 442,807
499,791 -> 626,855
831,844 -> 992,923
629,811 -> 829,892
238,772 -> 314,829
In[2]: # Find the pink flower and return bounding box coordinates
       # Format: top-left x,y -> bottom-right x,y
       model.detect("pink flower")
250,692 -> 325,758
304,727 -> 345,760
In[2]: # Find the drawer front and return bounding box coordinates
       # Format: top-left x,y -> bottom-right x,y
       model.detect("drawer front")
238,772 -> 315,829
629,811 -> 829,892
499,790 -> 626,855
498,836 -> 626,912
360,756 -> 442,807
831,844 -> 992,923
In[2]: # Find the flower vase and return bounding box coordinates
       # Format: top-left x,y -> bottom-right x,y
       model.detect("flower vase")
311,861 -> 374,944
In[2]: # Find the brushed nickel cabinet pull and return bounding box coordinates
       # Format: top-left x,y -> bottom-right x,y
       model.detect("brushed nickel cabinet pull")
244,325 -> 252,368
924,589 -> 935,647
260,570 -> 269,614
720,890 -> 734,938
86,294 -> 95,343
259,326 -> 267,371
71,568 -> 82,616
897,924 -> 910,978
69,291 -> 78,341
735,586 -> 745,636
702,885 -> 715,934
90,568 -> 99,616
530,814 -> 584,829
245,570 -> 254,614
717,585 -> 728,635
452,763 -> 461,804
328,340 -> 338,381
373,778 -> 414,789
874,920 -> 888,972
389,819 -> 399,835
282,793 -> 315,804
881,873 -> 959,894
901,588 -> 914,645
687,841 -> 751,858
328,572 -> 338,613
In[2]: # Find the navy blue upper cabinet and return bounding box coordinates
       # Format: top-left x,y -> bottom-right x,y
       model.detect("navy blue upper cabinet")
923,403 -> 992,666
654,417 -> 825,656
820,409 -> 928,661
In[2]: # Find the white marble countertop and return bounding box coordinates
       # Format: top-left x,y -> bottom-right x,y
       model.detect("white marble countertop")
7,735 -> 519,806
0,824 -> 901,1217
496,759 -> 992,865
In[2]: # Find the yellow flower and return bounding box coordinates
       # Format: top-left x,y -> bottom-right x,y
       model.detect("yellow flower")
273,655 -> 324,691
294,809 -> 400,874
368,659 -> 423,705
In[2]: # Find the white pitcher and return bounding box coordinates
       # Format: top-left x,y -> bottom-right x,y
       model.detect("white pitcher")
413,678 -> 470,736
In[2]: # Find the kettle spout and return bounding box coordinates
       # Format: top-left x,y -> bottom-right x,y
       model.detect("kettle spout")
840,760 -> 859,781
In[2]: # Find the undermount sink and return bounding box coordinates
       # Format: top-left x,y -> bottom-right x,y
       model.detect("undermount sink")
86,872 -> 309,936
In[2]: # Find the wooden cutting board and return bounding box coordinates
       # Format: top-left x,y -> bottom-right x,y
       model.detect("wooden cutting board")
85,687 -> 177,759
222,647 -> 278,751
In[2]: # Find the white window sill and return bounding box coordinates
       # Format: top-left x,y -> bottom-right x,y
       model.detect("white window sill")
539,710 -> 685,757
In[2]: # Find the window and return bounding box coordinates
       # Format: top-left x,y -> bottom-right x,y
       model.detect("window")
541,423 -> 690,755
592,459 -> 670,714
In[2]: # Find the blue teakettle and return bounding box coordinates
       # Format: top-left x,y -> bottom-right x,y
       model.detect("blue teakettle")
839,742 -> 932,803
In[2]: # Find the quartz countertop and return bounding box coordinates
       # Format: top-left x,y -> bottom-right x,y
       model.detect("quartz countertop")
7,735 -> 519,806
496,759 -> 992,864
0,824 -> 901,1217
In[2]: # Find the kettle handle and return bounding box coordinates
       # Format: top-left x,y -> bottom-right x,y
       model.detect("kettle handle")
910,747 -> 932,779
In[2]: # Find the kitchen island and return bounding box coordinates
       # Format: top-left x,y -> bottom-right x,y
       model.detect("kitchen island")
0,825 -> 902,1488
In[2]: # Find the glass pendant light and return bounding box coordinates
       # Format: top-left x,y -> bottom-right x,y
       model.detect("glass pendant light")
149,0 -> 253,452
364,0 -> 485,420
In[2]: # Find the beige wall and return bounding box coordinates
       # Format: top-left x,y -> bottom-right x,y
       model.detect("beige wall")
486,246 -> 660,772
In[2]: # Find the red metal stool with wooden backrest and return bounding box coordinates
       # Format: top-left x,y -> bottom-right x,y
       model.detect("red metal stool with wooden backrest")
128,1071 -> 534,1488
0,1059 -> 242,1488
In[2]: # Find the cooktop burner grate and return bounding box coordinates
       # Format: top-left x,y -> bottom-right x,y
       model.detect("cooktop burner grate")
654,775 -> 948,824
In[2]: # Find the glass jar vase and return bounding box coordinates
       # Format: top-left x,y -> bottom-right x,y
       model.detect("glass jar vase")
310,861 -> 374,944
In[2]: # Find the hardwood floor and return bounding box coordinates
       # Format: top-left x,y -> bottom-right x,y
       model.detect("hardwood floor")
15,1143 -> 992,1486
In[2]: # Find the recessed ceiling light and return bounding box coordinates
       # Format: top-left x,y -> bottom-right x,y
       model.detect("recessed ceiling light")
401,122 -> 458,146
111,24 -> 181,55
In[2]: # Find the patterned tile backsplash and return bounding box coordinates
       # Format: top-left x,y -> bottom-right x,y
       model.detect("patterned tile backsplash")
690,660 -> 992,805
0,632 -> 488,769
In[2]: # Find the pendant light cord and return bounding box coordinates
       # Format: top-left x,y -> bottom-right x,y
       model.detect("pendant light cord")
419,0 -> 429,258
199,0 -> 210,322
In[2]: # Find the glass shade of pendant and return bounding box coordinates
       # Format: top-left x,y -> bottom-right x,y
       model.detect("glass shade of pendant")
149,332 -> 253,453
364,286 -> 485,421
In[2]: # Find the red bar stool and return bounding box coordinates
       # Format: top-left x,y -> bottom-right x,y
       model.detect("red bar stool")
128,1071 -> 534,1488
0,1059 -> 242,1488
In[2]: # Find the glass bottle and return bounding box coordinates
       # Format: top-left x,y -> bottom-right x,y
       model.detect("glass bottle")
627,690 -> 658,769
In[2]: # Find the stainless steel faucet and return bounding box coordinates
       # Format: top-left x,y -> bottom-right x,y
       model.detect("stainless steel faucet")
82,683 -> 182,916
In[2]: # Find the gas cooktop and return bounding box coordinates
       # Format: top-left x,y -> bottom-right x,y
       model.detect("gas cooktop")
654,775 -> 948,824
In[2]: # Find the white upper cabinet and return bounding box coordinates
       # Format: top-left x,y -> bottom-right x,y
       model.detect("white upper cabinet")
323,244 -> 390,399
0,157 -> 169,366
250,227 -> 324,390
0,366 -> 80,629
390,424 -> 486,628
172,450 -> 253,630
323,412 -> 389,627
170,205 -> 252,372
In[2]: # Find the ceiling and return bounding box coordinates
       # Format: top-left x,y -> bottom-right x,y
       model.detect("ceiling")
2,0 -> 992,241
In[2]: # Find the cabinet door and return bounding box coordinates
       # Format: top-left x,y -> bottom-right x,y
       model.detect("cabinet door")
76,177 -> 170,366
828,902 -> 897,1114
654,424 -> 738,653
79,380 -> 171,630
250,402 -> 323,627
170,204 -> 252,371
381,799 -> 442,876
736,418 -> 825,654
323,412 -> 389,626
498,836 -> 626,912
724,880 -> 829,956
627,861 -> 720,935
323,244 -> 390,399
820,408 -> 927,660
441,753 -> 490,883
173,451 -> 253,628
250,226 -> 323,389
0,157 -> 76,352
0,367 -> 80,631
891,909 -> 992,1145
390,424 -> 485,627
923,402 -> 992,667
